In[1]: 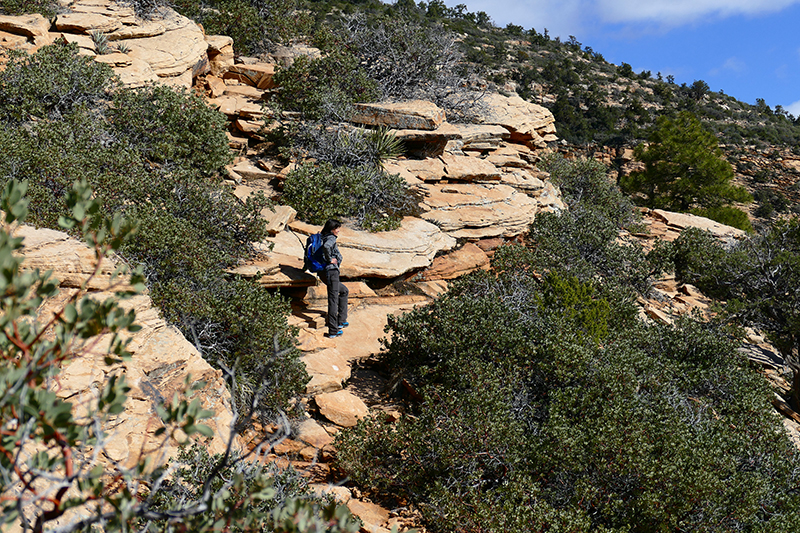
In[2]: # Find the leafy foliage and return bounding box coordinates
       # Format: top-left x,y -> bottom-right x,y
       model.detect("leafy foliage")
283,161 -> 415,231
273,51 -> 379,120
337,267 -> 800,532
0,0 -> 55,17
0,43 -> 115,124
0,43 -> 304,414
672,221 -> 800,407
494,157 -> 651,294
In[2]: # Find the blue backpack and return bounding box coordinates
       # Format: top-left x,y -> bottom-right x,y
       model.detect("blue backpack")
304,233 -> 326,273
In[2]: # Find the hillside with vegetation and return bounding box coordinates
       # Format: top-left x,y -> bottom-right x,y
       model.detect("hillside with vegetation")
4,0 -> 800,531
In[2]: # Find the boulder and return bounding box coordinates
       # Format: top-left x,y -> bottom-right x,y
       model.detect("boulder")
301,348 -> 351,394
315,390 -> 369,427
209,95 -> 264,119
350,100 -> 445,131
262,205 -> 297,235
206,74 -> 226,97
206,34 -> 234,76
346,500 -> 390,533
478,93 -> 557,147
285,218 -> 457,278
124,11 -> 207,78
294,418 -> 334,449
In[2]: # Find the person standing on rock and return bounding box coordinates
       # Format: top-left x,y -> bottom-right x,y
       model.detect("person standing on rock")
321,219 -> 349,338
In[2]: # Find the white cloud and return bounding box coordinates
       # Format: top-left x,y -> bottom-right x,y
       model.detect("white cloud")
596,0 -> 800,25
444,0 -> 800,36
786,100 -> 800,118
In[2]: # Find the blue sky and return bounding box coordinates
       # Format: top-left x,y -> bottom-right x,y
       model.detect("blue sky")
441,0 -> 800,117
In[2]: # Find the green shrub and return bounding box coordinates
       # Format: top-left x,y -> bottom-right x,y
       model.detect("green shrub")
0,42 -> 115,123
0,0 -> 56,17
283,161 -> 415,231
539,153 -> 640,230
336,268 -> 800,532
692,205 -> 753,232
0,43 -> 304,415
273,52 -> 379,120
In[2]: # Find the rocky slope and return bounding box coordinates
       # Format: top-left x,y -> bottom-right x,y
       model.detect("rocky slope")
5,3 -> 798,530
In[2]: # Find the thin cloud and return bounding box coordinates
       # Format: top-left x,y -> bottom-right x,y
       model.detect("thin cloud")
597,0 -> 800,25
786,100 -> 800,118
710,57 -> 746,76
447,0 -> 800,36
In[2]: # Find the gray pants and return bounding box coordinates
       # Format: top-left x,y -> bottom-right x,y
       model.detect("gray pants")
323,268 -> 349,334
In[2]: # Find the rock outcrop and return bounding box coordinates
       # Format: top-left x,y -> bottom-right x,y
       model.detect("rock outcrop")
0,0 -> 211,89
16,224 -> 239,469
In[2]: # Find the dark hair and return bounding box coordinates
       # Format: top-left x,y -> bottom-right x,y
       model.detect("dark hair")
322,219 -> 342,235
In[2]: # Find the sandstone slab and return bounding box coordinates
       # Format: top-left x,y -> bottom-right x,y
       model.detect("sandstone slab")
125,12 -> 207,77
350,100 -> 445,131
648,209 -> 746,245
106,20 -> 166,40
441,153 -> 502,181
55,12 -> 122,33
384,158 -> 445,182
347,499 -> 390,532
0,14 -> 53,45
418,242 -> 490,281
226,63 -> 275,89
295,418 -> 334,448
301,348 -> 351,394
19,225 -> 238,473
418,183 -> 544,238
112,56 -> 159,87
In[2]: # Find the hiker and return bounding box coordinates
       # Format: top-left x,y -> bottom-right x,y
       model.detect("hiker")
320,219 -> 349,338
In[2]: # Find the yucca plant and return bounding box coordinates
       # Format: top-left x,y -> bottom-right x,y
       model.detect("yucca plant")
90,31 -> 111,55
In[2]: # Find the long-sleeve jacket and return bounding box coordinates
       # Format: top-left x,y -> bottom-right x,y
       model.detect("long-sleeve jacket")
321,233 -> 343,270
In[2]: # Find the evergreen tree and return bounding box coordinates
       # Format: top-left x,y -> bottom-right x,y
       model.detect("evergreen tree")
621,112 -> 751,229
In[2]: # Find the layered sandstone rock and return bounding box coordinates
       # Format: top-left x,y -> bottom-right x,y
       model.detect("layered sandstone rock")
478,92 -> 558,147
350,100 -> 446,130
272,218 -> 457,279
17,224 -> 239,471
418,183 -> 544,238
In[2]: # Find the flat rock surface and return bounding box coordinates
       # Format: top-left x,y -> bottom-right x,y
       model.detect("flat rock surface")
418,183 -> 544,238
